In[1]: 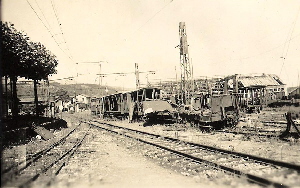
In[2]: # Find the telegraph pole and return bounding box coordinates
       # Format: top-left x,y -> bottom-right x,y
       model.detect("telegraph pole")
76,61 -> 108,97
135,63 -> 140,90
97,64 -> 154,90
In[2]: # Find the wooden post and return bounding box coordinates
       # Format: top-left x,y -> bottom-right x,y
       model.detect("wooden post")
34,79 -> 39,117
17,128 -> 27,171
11,76 -> 18,117
233,74 -> 239,94
224,78 -> 228,94
252,88 -> 255,105
4,76 -> 8,117
260,88 -> 263,107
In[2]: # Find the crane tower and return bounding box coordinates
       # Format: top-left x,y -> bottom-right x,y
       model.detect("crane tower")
179,22 -> 192,105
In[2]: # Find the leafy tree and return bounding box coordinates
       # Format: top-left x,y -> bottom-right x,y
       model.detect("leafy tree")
24,41 -> 58,116
1,22 -> 58,117
1,22 -> 29,116
54,88 -> 70,102
1,22 -> 30,76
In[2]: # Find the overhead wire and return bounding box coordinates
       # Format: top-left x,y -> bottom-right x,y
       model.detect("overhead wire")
135,0 -> 174,33
25,0 -> 74,62
115,0 -> 174,55
239,33 -> 300,61
34,0 -> 52,29
48,73 -> 89,82
212,31 -> 300,73
50,0 -> 73,61
279,6 -> 300,77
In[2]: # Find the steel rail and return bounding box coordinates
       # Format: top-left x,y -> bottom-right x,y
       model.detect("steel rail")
95,120 -> 300,171
215,129 -> 281,138
88,120 -> 298,188
18,126 -> 91,188
2,123 -> 82,175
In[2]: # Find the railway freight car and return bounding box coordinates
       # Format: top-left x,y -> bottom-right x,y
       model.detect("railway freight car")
92,88 -> 176,122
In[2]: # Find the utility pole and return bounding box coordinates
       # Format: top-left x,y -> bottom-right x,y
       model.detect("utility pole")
135,63 -> 140,90
175,66 -> 179,99
76,61 -> 108,96
179,22 -> 192,105
97,64 -> 154,90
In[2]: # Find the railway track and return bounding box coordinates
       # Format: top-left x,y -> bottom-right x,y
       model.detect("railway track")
215,120 -> 299,138
216,128 -> 283,138
1,122 -> 91,188
87,119 -> 300,188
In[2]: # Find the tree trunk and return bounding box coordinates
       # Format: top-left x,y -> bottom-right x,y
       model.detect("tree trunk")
11,75 -> 18,117
3,76 -> 8,117
34,79 -> 39,117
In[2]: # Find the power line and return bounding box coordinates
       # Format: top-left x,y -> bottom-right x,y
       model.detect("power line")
98,71 -> 155,76
215,32 -> 300,67
116,0 -> 174,54
49,76 -> 75,81
50,0 -> 73,61
136,0 -> 174,32
34,0 -> 52,29
239,33 -> 300,61
48,73 -> 88,82
280,6 -> 300,77
26,0 -> 73,61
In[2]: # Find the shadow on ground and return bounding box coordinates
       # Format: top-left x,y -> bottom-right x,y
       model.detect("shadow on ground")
1,115 -> 67,148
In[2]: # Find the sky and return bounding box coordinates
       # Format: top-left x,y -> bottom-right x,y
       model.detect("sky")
2,0 -> 300,89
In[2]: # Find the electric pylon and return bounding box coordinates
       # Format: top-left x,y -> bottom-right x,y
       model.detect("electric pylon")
179,22 -> 192,105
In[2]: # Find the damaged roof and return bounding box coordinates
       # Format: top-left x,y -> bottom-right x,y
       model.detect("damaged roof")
238,74 -> 285,88
142,100 -> 174,113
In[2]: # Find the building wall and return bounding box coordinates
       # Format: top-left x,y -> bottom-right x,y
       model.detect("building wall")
76,94 -> 90,104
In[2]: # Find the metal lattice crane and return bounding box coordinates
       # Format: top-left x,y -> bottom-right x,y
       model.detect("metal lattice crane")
179,22 -> 192,105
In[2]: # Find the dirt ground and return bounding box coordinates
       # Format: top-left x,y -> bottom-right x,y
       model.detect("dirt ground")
111,109 -> 300,165
2,109 -> 299,188
48,112 -> 230,188
45,129 -> 223,188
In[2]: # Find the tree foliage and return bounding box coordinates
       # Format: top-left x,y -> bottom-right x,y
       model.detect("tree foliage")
1,22 -> 58,79
25,42 -> 58,80
54,88 -> 70,102
1,22 -> 29,77
1,22 -> 58,117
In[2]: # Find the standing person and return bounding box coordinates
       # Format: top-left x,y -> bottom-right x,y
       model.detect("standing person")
128,102 -> 135,123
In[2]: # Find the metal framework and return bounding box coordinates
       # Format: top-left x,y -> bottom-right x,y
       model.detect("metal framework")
179,22 -> 192,105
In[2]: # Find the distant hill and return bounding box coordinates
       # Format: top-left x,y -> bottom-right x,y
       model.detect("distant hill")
15,81 -> 131,100
49,82 -> 124,97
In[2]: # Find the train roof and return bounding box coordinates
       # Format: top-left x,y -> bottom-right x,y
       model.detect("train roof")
101,87 -> 161,98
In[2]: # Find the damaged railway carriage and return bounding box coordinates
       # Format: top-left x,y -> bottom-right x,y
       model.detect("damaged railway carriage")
179,94 -> 239,129
178,75 -> 240,129
93,88 -> 176,122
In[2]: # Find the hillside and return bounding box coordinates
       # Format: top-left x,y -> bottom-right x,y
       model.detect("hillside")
15,81 -> 130,100
49,82 -> 124,97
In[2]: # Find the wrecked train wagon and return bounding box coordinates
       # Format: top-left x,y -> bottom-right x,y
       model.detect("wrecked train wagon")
179,94 -> 239,129
142,100 -> 177,123
99,91 -> 132,119
95,88 -> 169,121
